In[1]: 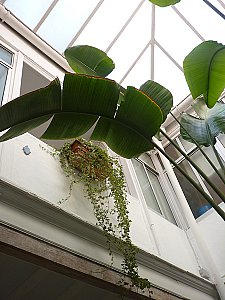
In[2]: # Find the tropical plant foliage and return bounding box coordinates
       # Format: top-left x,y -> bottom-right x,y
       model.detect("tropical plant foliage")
183,41 -> 225,108
55,139 -> 151,289
180,98 -> 225,146
0,46 -> 173,159
148,0 -> 180,7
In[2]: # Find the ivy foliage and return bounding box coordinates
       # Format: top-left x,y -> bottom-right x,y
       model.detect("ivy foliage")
57,139 -> 151,290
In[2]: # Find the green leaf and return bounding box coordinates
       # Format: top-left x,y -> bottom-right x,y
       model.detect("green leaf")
149,0 -> 181,7
0,78 -> 61,140
140,80 -> 173,122
180,99 -> 225,146
64,45 -> 115,77
0,115 -> 52,142
42,73 -> 119,139
0,74 -> 164,158
183,41 -> 225,108
91,87 -> 163,158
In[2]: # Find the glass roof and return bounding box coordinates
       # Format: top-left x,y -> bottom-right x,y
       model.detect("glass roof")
3,0 -> 225,105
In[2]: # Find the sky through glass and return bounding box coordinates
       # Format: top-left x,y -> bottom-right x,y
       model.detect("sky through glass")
3,0 -> 225,105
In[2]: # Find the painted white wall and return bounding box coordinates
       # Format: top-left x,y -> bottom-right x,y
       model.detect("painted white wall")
197,204 -> 225,287
0,135 -> 218,299
0,134 -> 202,277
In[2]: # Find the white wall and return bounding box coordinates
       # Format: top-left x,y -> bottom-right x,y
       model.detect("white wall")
0,134 -> 203,276
197,204 -> 225,288
0,133 -> 219,300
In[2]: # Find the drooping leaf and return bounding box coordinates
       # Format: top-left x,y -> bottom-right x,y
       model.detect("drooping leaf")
192,97 -> 210,119
91,87 -> 163,158
0,78 -> 61,141
183,41 -> 225,108
140,80 -> 173,122
149,0 -> 181,7
64,45 -> 115,77
42,74 -> 120,139
0,73 -> 164,158
180,99 -> 225,146
0,115 -> 52,142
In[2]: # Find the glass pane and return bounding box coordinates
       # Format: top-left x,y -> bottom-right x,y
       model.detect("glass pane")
164,141 -> 181,161
178,0 -> 225,44
5,0 -> 54,29
0,46 -> 12,65
155,5 -> 202,66
37,0 -> 101,53
107,1 -> 152,83
132,159 -> 161,214
178,135 -> 195,152
154,45 -> 190,105
174,159 -> 211,218
74,0 -> 142,52
120,46 -> 151,88
217,133 -> 225,147
191,146 -> 224,205
146,168 -> 176,224
0,64 -> 8,105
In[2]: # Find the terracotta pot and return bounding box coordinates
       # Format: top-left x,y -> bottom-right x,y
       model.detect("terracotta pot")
70,140 -> 111,180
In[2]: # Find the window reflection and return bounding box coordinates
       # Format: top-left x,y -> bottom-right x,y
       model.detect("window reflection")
0,65 -> 8,105
132,157 -> 176,224
166,136 -> 225,218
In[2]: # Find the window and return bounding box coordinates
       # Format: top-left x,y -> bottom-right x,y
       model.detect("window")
0,45 -> 13,106
165,135 -> 225,219
132,153 -> 177,225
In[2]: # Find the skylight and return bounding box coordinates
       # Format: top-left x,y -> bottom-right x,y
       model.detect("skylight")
3,0 -> 225,105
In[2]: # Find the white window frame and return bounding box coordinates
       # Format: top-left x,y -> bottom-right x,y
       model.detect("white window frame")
0,40 -> 24,106
129,151 -> 182,226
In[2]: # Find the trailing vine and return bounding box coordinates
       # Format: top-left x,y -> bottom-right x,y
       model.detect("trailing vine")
56,139 -> 151,291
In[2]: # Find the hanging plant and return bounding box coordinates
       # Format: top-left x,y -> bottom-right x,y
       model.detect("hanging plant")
56,138 -> 151,290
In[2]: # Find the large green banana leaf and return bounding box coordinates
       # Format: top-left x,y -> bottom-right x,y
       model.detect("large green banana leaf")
148,0 -> 180,6
64,45 -> 115,77
140,80 -> 173,122
180,98 -> 225,146
0,73 -> 165,158
183,41 -> 225,108
0,78 -> 61,142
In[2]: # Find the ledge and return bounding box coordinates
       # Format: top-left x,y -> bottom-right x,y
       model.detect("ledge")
0,177 -> 219,299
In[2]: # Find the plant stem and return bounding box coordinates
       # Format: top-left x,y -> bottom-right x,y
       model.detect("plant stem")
171,112 -> 225,185
206,124 -> 225,178
160,129 -> 225,204
151,140 -> 225,221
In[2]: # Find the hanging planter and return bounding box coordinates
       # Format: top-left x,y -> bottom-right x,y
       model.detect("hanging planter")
56,138 -> 151,290
69,139 -> 111,180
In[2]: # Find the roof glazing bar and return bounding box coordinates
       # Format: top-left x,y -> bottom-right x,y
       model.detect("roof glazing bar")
33,0 -> 59,32
216,0 -> 225,10
119,40 -> 151,85
105,0 -> 145,53
155,41 -> 183,72
172,6 -> 205,41
66,0 -> 105,49
203,0 -> 225,20
151,4 -> 155,80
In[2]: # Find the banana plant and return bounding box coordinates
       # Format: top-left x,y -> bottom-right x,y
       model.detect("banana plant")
183,41 -> 225,108
0,44 -> 225,220
0,46 -> 173,159
181,98 -> 225,146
